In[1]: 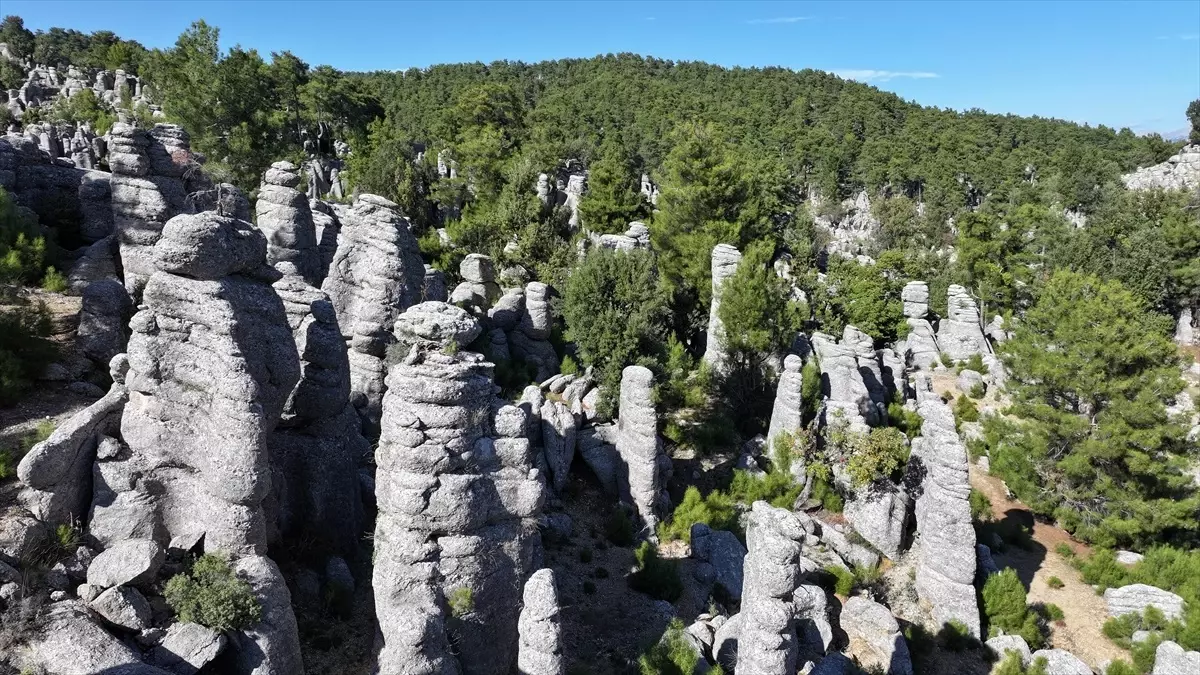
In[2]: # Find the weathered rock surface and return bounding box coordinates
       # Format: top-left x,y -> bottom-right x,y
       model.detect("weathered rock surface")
812,332 -> 878,430
152,622 -> 227,675
373,303 -> 545,674
937,285 -> 990,362
90,584 -> 153,630
1104,584 -> 1185,621
691,523 -> 746,602
766,354 -> 805,472
91,212 -> 300,555
844,485 -> 909,560
737,501 -> 807,675
844,325 -> 888,421
842,596 -> 913,675
1030,649 -> 1092,675
219,555 -> 304,675
1122,145 -> 1200,192
986,635 -> 1032,666
256,161 -> 320,284
86,538 -> 163,588
703,244 -> 742,370
450,253 -> 502,310
517,568 -> 564,675
911,397 -> 980,637
1152,640 -> 1200,675
616,365 -> 665,534
18,600 -> 170,674
901,281 -> 929,319
321,194 -> 425,434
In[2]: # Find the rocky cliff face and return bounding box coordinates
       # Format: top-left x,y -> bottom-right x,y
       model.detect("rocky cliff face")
1122,145 -> 1200,192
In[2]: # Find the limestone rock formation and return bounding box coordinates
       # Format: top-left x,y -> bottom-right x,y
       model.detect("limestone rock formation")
517,568 -> 564,675
616,365 -> 665,535
450,253 -> 502,311
1122,145 -> 1200,192
910,397 -> 980,637
320,193 -> 425,434
690,523 -> 746,602
937,285 -> 990,362
736,501 -> 807,675
373,302 -> 545,674
703,244 -> 742,370
17,600 -> 171,674
152,622 -> 228,674
844,485 -> 909,560
1104,584 -> 1185,621
812,332 -> 878,431
1030,649 -> 1091,675
986,635 -> 1032,666
901,281 -> 929,319
509,281 -> 559,382
256,161 -> 320,285
77,278 -> 133,367
91,211 -> 300,554
844,325 -> 888,421
841,597 -> 913,675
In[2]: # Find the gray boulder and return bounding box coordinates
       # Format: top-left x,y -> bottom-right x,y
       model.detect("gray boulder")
1030,649 -> 1092,675
901,281 -> 929,318
957,369 -> 984,395
90,584 -> 153,630
517,568 -> 564,675
937,285 -> 990,361
255,160 -> 320,284
541,399 -> 577,493
841,596 -> 913,675
77,278 -> 132,366
86,539 -> 164,588
1104,584 -> 1185,621
812,332 -> 878,430
844,485 -> 909,560
1152,641 -> 1200,675
222,555 -> 303,675
18,600 -> 170,674
986,635 -> 1032,666
766,354 -> 806,473
152,622 -> 227,675
690,523 -> 746,601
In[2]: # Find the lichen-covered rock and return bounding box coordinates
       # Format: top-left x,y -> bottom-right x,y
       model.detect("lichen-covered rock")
373,303 -> 545,674
18,600 -> 170,674
320,194 -> 425,434
18,379 -> 126,524
703,244 -> 742,370
616,365 -> 665,534
85,538 -> 163,589
911,397 -> 980,637
844,325 -> 888,421
256,161 -> 320,284
89,584 -> 153,630
737,501 -> 807,675
1104,584 -> 1185,621
812,332 -> 878,430
517,568 -> 564,675
937,285 -> 990,362
394,300 -> 484,349
841,597 -> 913,675
1152,640 -> 1200,675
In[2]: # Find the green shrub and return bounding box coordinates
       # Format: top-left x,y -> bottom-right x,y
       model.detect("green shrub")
448,586 -> 474,618
843,427 -> 909,488
629,542 -> 682,602
638,618 -> 702,675
952,394 -> 979,430
1055,543 -> 1076,560
969,382 -> 987,399
993,653 -> 1049,675
1,186 -> 50,284
163,554 -> 263,631
0,302 -> 59,406
1046,576 -> 1064,590
605,508 -> 636,547
961,353 -> 990,375
657,485 -> 737,543
887,398 -> 924,438
1104,660 -> 1137,675
560,353 -> 580,375
937,619 -> 975,651
823,565 -> 879,596
969,487 -> 993,522
54,522 -> 80,552
1041,603 -> 1065,622
40,266 -> 67,293
982,568 -> 1045,648
0,420 -> 54,480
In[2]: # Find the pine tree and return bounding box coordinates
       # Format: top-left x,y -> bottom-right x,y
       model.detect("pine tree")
578,134 -> 647,233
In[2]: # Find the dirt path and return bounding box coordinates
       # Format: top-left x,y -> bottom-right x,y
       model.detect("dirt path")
969,465 -> 1128,669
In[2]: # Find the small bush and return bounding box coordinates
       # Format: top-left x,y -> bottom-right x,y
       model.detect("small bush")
54,523 -> 80,552
605,509 -> 636,547
637,618 -> 701,675
559,353 -> 580,375
1104,660 -> 1137,675
825,565 -> 855,596
1046,576 -> 1064,590
0,302 -> 59,406
1041,603 -> 1065,622
1055,543 -> 1076,560
969,382 -> 987,399
657,485 -> 737,543
448,586 -> 474,618
982,568 -> 1045,648
952,394 -> 980,430
629,542 -> 682,602
969,487 -> 993,522
888,399 -> 924,438
937,619 -> 975,651
40,266 -> 67,293
163,554 -> 263,632
961,353 -> 989,375
994,653 -> 1049,675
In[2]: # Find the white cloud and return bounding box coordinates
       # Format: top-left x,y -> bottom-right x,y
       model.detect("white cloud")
746,16 -> 810,24
833,69 -> 940,82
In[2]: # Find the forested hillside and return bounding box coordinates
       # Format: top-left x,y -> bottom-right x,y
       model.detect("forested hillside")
2,12 -> 1200,675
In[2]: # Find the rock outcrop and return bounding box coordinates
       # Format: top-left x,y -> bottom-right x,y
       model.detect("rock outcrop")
1104,584 -> 1185,621
1030,649 -> 1091,675
1152,640 -> 1200,675
320,194 -> 425,435
736,501 -> 808,675
844,484 -> 909,560
91,211 -> 300,554
517,568 -> 564,675
766,354 -> 806,475
449,253 -> 502,312
256,161 -> 321,285
373,302 -> 545,674
937,285 -> 990,362
616,365 -> 666,536
703,244 -> 742,370
1122,145 -> 1200,192
509,281 -> 559,382
841,597 -> 913,675
812,332 -> 878,431
910,397 -> 980,637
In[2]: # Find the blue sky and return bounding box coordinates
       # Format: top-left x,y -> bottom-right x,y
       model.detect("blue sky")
6,0 -> 1199,136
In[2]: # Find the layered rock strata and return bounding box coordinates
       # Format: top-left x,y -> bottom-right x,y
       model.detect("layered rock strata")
703,244 -> 742,370
937,285 -> 990,362
736,501 -> 807,675
516,568 -> 564,675
256,161 -> 321,285
616,365 -> 666,536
